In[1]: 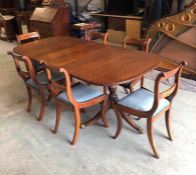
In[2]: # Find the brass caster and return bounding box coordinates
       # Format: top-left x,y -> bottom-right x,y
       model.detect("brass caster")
80,124 -> 85,129
52,130 -> 57,134
138,127 -> 144,134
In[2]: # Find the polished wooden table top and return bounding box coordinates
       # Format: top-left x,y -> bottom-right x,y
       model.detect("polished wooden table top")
13,36 -> 161,86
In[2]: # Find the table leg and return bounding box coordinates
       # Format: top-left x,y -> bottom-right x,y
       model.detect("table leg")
109,85 -> 119,102
120,111 -> 144,134
81,86 -> 110,127
81,110 -> 101,128
81,95 -> 111,127
81,85 -> 143,134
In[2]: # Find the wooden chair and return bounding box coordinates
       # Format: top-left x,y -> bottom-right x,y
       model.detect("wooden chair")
16,31 -> 44,72
86,31 -> 109,45
72,22 -> 102,40
120,36 -> 152,94
7,51 -> 64,121
113,61 -> 186,158
123,36 -> 152,51
17,31 -> 40,44
45,65 -> 109,145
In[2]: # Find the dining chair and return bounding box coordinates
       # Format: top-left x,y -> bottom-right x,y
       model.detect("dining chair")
16,31 -> 44,73
120,36 -> 152,94
45,65 -> 109,145
86,31 -> 109,45
113,61 -> 186,158
17,31 -> 40,44
7,51 -> 64,121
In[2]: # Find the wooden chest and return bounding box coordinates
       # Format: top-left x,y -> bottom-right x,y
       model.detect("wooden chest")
30,7 -> 70,38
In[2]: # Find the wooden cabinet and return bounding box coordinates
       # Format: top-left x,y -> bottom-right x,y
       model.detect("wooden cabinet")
126,18 -> 142,38
92,13 -> 143,42
30,7 -> 70,38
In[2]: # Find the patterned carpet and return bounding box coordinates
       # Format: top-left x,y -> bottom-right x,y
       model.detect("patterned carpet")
145,70 -> 196,93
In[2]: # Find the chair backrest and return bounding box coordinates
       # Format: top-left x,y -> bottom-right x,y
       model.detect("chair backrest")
86,31 -> 109,45
123,36 -> 152,52
150,61 -> 187,114
17,31 -> 40,45
45,64 -> 77,104
122,36 -> 152,87
7,51 -> 35,82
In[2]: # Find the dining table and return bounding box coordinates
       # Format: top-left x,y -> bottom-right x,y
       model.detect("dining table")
13,36 -> 161,132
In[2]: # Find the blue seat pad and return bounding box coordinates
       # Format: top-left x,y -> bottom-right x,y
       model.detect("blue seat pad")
118,88 -> 170,116
57,83 -> 104,104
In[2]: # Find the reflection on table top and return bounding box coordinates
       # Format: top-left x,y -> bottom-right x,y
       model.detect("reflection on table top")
13,36 -> 161,86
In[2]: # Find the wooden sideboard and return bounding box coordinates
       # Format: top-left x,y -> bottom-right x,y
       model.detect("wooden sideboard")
30,7 -> 70,38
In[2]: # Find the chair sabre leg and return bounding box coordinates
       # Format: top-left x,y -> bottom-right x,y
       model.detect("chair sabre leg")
72,108 -> 81,145
147,118 -> 160,159
165,109 -> 173,141
53,102 -> 62,134
26,86 -> 32,112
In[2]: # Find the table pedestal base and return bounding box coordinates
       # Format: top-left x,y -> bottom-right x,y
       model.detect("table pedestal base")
81,85 -> 144,136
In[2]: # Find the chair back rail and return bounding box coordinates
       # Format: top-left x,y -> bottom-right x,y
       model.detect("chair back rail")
151,61 -> 187,114
86,31 -> 109,45
7,51 -> 35,81
123,36 -> 152,52
44,63 -> 76,104
45,64 -> 66,97
121,36 -> 152,92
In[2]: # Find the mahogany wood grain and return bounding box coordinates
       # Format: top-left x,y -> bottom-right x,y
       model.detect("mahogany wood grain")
13,36 -> 161,86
